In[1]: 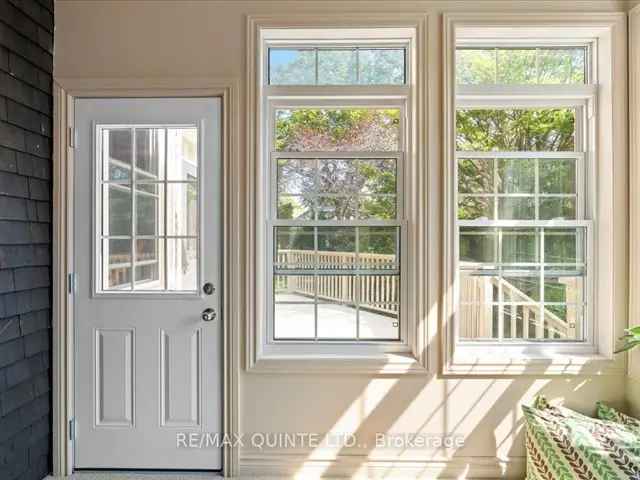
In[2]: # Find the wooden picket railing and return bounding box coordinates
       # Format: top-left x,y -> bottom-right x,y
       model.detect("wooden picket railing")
276,249 -> 399,315
459,274 -> 576,340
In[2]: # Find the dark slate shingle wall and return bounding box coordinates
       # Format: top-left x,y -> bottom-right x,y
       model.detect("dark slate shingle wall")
0,0 -> 53,479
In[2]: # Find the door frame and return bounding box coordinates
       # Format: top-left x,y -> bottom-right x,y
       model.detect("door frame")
51,77 -> 241,477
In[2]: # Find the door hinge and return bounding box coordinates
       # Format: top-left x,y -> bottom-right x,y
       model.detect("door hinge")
68,126 -> 77,148
67,272 -> 77,295
69,418 -> 76,441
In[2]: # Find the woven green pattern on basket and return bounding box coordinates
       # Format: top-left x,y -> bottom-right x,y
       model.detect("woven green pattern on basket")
523,396 -> 640,480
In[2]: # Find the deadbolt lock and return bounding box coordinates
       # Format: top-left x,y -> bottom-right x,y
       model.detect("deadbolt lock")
201,308 -> 217,322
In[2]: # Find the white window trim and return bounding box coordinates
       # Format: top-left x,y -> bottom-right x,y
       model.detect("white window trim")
246,14 -> 429,374
442,13 -> 628,375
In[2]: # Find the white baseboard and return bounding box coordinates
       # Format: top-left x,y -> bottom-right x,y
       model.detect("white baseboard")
238,452 -> 526,479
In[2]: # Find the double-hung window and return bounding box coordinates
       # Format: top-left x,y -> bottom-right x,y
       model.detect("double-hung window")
262,34 -> 413,353
454,43 -> 595,348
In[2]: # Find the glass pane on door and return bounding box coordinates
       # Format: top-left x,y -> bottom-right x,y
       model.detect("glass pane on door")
98,125 -> 200,292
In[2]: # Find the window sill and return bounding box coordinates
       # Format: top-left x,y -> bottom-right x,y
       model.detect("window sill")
444,350 -> 624,376
248,351 -> 428,374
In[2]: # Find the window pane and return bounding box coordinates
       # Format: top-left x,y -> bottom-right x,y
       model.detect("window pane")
103,129 -> 132,181
167,128 -> 198,180
358,196 -> 397,220
459,228 -> 496,264
359,158 -> 397,194
501,273 -> 540,302
166,238 -> 197,291
456,49 -> 496,85
135,128 -> 165,180
539,158 -> 576,194
274,303 -> 316,339
103,184 -> 131,236
358,226 -> 399,270
103,238 -> 131,290
277,158 -> 315,195
458,158 -> 494,194
456,108 -> 576,152
544,228 -> 585,264
456,47 -> 586,85
501,228 -> 539,264
497,159 -> 535,193
166,183 -> 198,236
135,183 -> 163,236
359,274 -> 400,315
275,274 -> 315,302
317,227 -> 356,270
539,197 -> 576,220
496,49 -> 537,84
498,197 -> 535,220
275,226 -> 315,270
319,159 -> 358,193
538,48 -> 586,84
269,49 -> 316,85
317,295 -> 357,339
317,196 -> 357,220
269,47 -> 406,86
275,109 -> 401,152
358,49 -> 405,85
458,196 -> 494,220
134,238 -> 163,290
544,272 -> 584,304
358,304 -> 400,340
278,195 -> 314,220
317,49 -> 357,85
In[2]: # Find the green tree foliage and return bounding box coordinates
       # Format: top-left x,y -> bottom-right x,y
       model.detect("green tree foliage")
275,108 -> 400,152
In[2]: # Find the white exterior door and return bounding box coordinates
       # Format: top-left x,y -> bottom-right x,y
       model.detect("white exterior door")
73,98 -> 222,470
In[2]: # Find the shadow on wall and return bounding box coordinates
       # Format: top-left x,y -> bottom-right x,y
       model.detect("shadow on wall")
241,348 -> 624,478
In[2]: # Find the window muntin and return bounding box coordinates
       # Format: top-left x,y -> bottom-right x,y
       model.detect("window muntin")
98,126 -> 199,293
458,226 -> 587,341
276,156 -> 398,221
455,43 -> 591,344
273,225 -> 401,341
457,154 -> 580,221
456,47 -> 587,85
268,47 -> 406,86
271,146 -> 403,341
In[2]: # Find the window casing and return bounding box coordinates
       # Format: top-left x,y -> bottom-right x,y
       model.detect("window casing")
440,14 -> 630,372
454,44 -> 595,349
261,34 -> 413,355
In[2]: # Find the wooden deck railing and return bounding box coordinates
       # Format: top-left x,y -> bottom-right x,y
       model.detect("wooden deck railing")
276,250 -> 399,315
460,274 -> 576,340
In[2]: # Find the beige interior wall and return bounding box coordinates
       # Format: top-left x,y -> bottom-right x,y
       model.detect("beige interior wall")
54,1 -> 632,477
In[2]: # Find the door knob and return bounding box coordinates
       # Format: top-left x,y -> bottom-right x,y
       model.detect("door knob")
201,308 -> 216,322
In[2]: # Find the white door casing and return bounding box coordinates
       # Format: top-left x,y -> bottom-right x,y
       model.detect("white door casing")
74,98 -> 222,470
